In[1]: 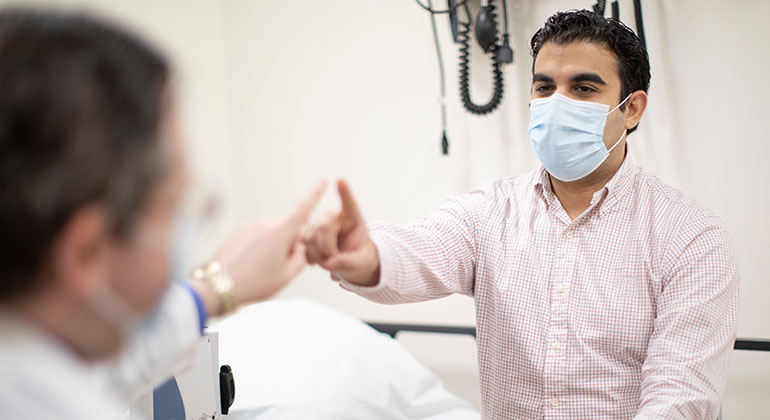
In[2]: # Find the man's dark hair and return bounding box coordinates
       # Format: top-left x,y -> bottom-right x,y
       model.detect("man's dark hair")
530,9 -> 651,134
0,9 -> 170,301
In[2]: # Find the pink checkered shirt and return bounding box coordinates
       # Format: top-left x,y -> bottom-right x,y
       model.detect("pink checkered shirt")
341,155 -> 739,419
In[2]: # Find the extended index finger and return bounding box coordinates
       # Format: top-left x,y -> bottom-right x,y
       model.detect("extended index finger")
285,180 -> 327,233
338,179 -> 364,223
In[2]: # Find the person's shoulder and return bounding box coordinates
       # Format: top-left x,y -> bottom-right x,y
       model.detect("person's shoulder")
633,167 -> 723,228
632,167 -> 737,279
471,170 -> 540,201
631,167 -> 731,266
447,170 -> 540,224
439,170 -> 538,223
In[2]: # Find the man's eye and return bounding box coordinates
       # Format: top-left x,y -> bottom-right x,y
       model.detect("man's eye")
576,85 -> 596,93
535,85 -> 553,93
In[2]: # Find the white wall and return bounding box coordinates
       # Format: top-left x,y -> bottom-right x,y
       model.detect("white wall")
6,0 -> 769,417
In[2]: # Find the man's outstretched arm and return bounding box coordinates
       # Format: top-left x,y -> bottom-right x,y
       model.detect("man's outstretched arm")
305,180 -> 490,303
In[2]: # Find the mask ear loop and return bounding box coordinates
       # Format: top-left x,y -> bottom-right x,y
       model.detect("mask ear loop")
607,129 -> 628,154
607,93 -> 633,115
606,93 -> 632,153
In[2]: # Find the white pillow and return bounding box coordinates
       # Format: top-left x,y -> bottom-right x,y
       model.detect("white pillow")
209,298 -> 480,420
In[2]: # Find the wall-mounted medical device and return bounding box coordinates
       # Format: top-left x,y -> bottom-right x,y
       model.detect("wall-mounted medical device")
415,0 -> 512,155
415,0 -> 647,156
591,0 -> 647,51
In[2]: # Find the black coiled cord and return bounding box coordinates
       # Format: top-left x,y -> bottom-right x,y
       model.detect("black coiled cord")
458,3 -> 504,116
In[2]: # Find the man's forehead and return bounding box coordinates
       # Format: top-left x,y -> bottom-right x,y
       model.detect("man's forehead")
533,40 -> 619,81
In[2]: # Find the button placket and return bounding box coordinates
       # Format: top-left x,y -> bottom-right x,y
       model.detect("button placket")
546,227 -> 578,414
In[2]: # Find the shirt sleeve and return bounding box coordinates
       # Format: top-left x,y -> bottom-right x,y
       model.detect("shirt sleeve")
340,184 -> 493,303
105,282 -> 203,404
183,282 -> 208,333
634,212 -> 740,419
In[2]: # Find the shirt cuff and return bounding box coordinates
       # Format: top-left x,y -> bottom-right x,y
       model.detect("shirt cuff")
182,282 -> 207,333
338,233 -> 393,294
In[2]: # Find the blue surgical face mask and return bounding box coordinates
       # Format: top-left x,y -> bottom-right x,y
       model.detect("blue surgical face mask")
528,93 -> 630,182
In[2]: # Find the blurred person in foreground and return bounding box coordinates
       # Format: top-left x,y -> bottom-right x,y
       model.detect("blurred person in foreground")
306,9 -> 739,420
0,8 -> 324,419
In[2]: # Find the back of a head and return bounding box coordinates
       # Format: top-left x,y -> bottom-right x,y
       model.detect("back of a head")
530,9 -> 651,134
0,8 -> 170,301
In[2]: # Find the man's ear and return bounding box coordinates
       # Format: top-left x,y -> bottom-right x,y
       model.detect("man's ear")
48,204 -> 113,301
625,90 -> 648,131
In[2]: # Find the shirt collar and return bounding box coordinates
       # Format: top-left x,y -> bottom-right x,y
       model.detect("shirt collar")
597,152 -> 636,213
534,165 -> 556,207
534,150 -> 637,214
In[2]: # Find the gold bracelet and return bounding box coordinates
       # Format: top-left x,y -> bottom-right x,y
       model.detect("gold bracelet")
191,261 -> 238,316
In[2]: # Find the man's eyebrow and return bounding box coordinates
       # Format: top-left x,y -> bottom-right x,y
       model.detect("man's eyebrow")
570,72 -> 607,85
532,73 -> 554,84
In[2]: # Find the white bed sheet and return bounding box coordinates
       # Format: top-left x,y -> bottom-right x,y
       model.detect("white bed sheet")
210,299 -> 480,420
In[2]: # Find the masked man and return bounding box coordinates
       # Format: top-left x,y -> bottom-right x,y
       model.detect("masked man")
306,9 -> 739,420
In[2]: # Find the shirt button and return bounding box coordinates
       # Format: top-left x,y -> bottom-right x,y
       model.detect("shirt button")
552,341 -> 561,350
557,284 -> 566,293
550,397 -> 560,407
563,230 -> 574,239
